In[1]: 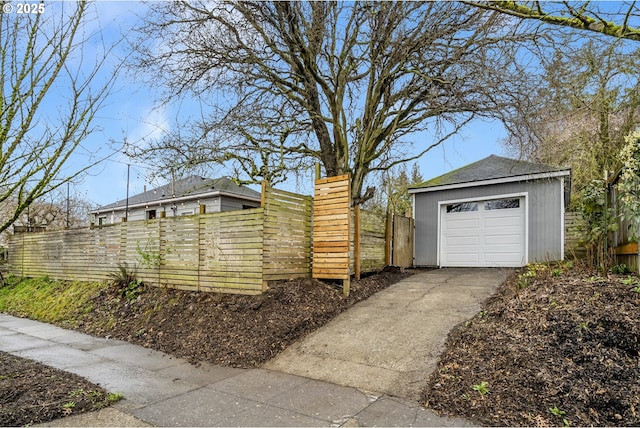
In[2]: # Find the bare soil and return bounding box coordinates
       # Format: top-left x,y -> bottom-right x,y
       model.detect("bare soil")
424,264 -> 640,426
0,351 -> 114,426
77,269 -> 411,368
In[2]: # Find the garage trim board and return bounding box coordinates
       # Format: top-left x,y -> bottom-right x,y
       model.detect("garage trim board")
437,192 -> 528,267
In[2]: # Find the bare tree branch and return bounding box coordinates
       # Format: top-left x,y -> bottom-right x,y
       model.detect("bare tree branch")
464,1 -> 640,41
130,1 -> 531,203
0,2 -> 119,233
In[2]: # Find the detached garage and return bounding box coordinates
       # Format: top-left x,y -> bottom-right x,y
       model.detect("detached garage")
409,155 -> 571,268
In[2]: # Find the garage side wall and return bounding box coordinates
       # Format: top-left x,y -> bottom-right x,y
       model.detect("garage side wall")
413,178 -> 564,266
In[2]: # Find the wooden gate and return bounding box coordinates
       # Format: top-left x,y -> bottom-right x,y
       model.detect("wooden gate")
391,214 -> 414,268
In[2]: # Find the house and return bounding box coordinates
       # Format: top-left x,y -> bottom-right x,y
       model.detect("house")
409,155 -> 571,268
90,175 -> 261,225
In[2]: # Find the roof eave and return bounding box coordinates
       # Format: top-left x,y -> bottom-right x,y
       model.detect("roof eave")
90,190 -> 261,214
408,169 -> 571,194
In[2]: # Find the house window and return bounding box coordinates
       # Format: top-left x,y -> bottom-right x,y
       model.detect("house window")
446,202 -> 478,213
146,209 -> 157,220
242,204 -> 254,210
485,198 -> 520,210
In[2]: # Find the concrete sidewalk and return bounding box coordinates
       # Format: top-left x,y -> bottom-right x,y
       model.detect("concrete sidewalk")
0,315 -> 467,427
0,268 -> 507,426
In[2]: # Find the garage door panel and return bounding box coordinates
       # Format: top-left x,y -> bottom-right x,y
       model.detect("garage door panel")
443,253 -> 480,265
440,197 -> 525,268
484,234 -> 521,245
445,235 -> 480,247
484,254 -> 523,265
446,217 -> 480,229
484,216 -> 521,228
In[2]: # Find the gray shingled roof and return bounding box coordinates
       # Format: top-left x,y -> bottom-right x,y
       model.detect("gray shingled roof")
412,155 -> 570,190
94,175 -> 261,211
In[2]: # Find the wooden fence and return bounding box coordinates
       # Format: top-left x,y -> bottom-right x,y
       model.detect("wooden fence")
564,210 -> 639,271
564,211 -> 585,258
391,215 -> 414,268
8,185 -> 312,294
312,175 -> 414,293
8,177 -> 413,295
312,175 -> 351,292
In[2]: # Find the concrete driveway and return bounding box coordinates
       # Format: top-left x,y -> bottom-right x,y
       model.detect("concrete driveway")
265,268 -> 511,401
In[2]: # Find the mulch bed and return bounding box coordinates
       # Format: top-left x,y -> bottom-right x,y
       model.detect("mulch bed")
76,269 -> 412,367
424,264 -> 640,426
0,351 -> 114,426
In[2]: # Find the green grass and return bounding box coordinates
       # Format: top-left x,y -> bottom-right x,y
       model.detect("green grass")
0,276 -> 107,327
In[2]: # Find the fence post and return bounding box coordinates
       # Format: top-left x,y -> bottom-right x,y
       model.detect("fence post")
354,205 -> 361,280
385,213 -> 393,266
261,181 -> 268,207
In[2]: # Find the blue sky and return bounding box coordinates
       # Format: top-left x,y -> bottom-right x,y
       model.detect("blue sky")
52,1 -> 509,207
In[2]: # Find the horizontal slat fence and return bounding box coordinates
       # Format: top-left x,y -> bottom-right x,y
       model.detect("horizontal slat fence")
8,185 -> 312,294
199,209 -> 265,293
263,185 -> 313,281
8,177 -> 413,295
351,208 -> 387,275
564,211 -> 586,259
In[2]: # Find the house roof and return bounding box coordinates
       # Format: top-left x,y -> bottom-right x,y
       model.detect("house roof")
409,155 -> 571,193
92,175 -> 261,212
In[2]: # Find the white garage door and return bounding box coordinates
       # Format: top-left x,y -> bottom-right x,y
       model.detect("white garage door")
440,197 -> 525,267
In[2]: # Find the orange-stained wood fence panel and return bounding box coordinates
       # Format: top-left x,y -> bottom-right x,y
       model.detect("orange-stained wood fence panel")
313,175 -> 351,281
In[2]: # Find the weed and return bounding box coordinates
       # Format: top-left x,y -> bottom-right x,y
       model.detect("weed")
549,406 -> 570,426
549,406 -> 565,417
620,276 -> 640,286
69,389 -> 84,397
578,321 -> 590,331
472,381 -> 490,395
517,269 -> 537,288
107,392 -> 123,403
552,268 -> 562,277
108,263 -> 146,302
87,389 -> 103,398
62,401 -> 76,415
633,285 -> 640,294
93,392 -> 124,410
108,263 -> 137,289
136,239 -> 163,269
561,259 -> 574,270
612,264 -> 632,275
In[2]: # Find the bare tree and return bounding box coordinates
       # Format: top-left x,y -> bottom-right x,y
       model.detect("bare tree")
0,2 -> 117,234
130,1 -> 529,204
9,189 -> 92,230
503,40 -> 640,192
465,1 -> 640,42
